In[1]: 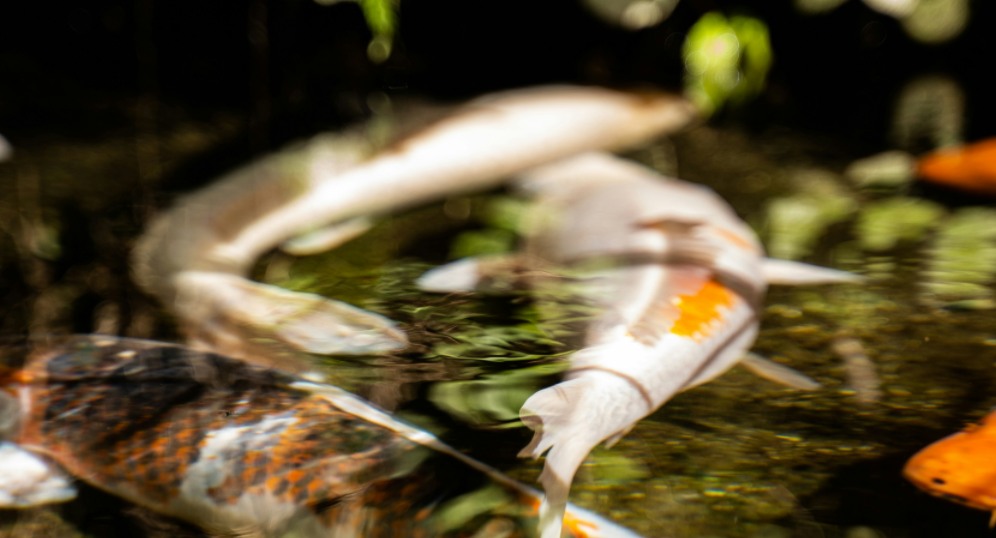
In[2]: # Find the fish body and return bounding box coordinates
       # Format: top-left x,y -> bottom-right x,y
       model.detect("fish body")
0,335 -> 643,538
904,410 -> 996,517
419,153 -> 857,537
917,138 -> 996,195
131,86 -> 696,367
513,154 -> 768,537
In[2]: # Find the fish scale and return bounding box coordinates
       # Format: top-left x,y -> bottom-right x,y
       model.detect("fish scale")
11,337 -> 423,533
1,335 -> 641,537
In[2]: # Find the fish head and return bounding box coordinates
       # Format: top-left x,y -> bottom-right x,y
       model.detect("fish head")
904,412 -> 996,512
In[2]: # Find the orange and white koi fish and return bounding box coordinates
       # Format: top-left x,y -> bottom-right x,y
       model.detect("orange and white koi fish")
420,152 -> 859,537
132,86 -> 696,369
917,138 -> 996,196
904,410 -> 996,524
0,334 -> 643,537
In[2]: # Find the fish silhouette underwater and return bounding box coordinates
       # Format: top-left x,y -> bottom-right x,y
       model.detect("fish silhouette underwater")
0,335 -> 643,537
904,410 -> 996,525
130,85 -> 697,371
419,152 -> 860,537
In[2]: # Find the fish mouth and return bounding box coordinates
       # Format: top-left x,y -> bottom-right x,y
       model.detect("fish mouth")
906,474 -> 996,512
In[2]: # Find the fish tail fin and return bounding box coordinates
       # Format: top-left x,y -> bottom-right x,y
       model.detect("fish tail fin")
0,442 -> 77,508
520,375 -> 636,538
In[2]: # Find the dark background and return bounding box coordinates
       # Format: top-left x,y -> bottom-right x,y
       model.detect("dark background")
2,0 -> 994,150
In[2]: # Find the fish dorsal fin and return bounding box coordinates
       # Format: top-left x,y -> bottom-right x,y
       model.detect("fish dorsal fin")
0,442 -> 77,508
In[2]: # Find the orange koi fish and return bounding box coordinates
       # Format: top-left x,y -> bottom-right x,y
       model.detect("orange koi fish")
917,138 -> 996,195
0,335 -> 642,538
419,153 -> 859,537
904,410 -> 996,524
131,85 -> 697,370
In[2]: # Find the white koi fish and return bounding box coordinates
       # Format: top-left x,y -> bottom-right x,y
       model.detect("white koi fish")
419,152 -> 860,537
131,86 -> 697,369
0,335 -> 643,538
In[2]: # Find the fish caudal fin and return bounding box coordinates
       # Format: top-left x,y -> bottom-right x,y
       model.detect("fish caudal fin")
176,272 -> 407,359
520,373 -> 649,538
0,443 -> 77,508
761,258 -> 864,285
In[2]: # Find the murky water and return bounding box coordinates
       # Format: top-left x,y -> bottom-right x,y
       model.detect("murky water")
2,117 -> 995,537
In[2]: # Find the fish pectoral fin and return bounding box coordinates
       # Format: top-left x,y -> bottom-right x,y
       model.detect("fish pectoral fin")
279,216 -> 375,256
416,255 -> 530,294
177,272 -> 408,356
0,442 -> 77,508
739,353 -> 822,391
762,258 -> 864,285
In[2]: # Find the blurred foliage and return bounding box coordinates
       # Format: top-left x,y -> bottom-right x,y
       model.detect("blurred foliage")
794,0 -> 968,43
922,208 -> 996,309
448,196 -> 531,259
581,0 -> 680,29
313,0 -> 397,62
764,169 -> 857,260
682,12 -> 773,117
854,197 -> 944,251
429,363 -> 564,428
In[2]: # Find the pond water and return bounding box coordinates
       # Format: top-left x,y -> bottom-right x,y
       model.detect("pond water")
1,115 -> 995,538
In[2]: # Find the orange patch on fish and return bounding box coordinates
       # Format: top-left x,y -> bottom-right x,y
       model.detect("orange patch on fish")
562,510 -> 597,538
904,411 -> 996,512
669,279 -> 735,340
917,138 -> 996,196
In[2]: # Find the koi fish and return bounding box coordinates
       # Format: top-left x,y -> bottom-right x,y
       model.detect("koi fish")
131,86 -> 697,370
0,334 -> 643,537
904,410 -> 996,524
419,153 -> 860,537
917,138 -> 996,196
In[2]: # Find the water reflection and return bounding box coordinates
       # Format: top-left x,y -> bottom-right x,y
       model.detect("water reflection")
2,119 -> 996,536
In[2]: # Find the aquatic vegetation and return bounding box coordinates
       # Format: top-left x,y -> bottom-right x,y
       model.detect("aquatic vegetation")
853,197 -> 944,252
921,208 -> 996,309
763,169 -> 857,260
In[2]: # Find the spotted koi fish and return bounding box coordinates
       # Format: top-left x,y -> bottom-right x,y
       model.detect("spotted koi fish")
0,335 -> 643,537
419,153 -> 859,537
131,85 -> 697,371
904,410 -> 996,525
